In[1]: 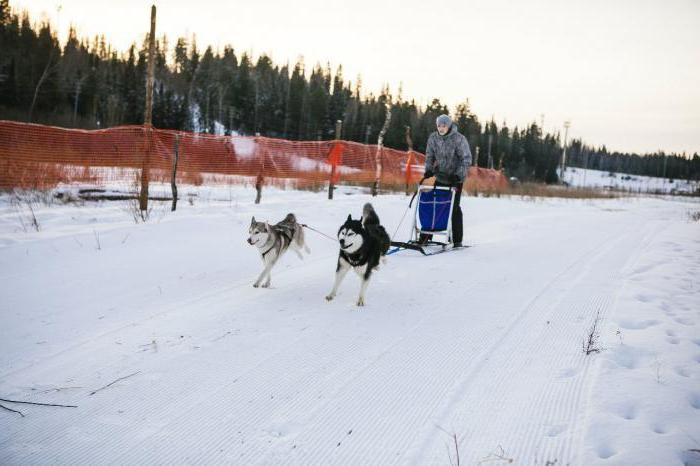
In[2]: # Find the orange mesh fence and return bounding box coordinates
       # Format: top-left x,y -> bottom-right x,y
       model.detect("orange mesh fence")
0,120 -> 507,192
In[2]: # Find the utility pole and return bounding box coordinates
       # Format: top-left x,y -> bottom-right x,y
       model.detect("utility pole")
663,152 -> 668,179
560,120 -> 570,183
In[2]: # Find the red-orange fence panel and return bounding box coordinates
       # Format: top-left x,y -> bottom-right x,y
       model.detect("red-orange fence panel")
0,120 -> 506,193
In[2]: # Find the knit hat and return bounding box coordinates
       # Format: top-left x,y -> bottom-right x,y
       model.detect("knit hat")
436,114 -> 452,127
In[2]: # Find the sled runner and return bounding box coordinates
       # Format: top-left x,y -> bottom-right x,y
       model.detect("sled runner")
389,184 -> 466,256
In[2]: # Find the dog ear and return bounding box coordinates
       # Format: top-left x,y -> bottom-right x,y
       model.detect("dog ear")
251,216 -> 256,225
265,222 -> 272,232
346,214 -> 352,222
359,216 -> 363,224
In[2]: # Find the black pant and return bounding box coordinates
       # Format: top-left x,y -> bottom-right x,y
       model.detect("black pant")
419,182 -> 463,244
450,182 -> 464,244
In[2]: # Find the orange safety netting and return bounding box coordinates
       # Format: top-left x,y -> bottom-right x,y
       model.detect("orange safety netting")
0,120 -> 507,192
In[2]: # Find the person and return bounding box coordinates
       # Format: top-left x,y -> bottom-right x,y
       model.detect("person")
422,114 -> 472,247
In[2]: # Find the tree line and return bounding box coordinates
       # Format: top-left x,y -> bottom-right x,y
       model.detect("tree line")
1,3 -> 698,183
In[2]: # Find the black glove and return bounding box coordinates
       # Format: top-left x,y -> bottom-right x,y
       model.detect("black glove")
424,170 -> 434,178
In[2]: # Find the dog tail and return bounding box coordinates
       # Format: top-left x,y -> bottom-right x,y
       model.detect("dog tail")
362,203 -> 380,226
377,225 -> 391,255
295,222 -> 309,252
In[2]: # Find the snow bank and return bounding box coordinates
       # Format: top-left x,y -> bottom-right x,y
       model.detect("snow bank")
562,167 -> 699,194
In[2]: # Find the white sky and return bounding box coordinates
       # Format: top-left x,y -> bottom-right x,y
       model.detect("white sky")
12,0 -> 700,155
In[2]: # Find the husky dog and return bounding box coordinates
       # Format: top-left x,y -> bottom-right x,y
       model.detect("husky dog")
248,213 -> 310,288
326,203 -> 390,306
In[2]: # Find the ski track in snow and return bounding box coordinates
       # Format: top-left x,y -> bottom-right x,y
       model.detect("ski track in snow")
0,187 -> 698,465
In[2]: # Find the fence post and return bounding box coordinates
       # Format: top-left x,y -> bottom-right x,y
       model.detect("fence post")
140,4 -> 156,212
329,119 -> 342,200
255,136 -> 263,204
405,125 -> 413,195
255,174 -> 263,204
140,127 -> 152,211
171,134 -> 180,211
372,102 -> 391,197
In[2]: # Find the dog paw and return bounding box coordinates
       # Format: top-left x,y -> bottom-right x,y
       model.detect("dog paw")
356,298 -> 365,307
253,283 -> 260,288
325,294 -> 334,301
262,282 -> 271,288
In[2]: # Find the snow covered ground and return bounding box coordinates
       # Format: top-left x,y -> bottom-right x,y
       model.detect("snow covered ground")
561,167 -> 699,195
1,184 -> 699,465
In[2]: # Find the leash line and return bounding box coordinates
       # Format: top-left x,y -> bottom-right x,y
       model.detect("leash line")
392,176 -> 426,241
301,224 -> 337,242
391,204 -> 411,241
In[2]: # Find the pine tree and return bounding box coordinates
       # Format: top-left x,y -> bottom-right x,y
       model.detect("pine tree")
328,65 -> 350,137
285,58 -> 306,139
305,63 -> 330,140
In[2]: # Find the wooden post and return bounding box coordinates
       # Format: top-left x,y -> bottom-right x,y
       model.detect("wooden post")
140,4 -> 156,212
255,136 -> 264,204
255,174 -> 263,204
405,125 -> 413,195
372,103 -> 391,197
328,119 -> 342,200
171,134 -> 180,211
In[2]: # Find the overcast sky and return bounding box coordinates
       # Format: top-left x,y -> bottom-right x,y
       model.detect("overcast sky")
13,0 -> 700,155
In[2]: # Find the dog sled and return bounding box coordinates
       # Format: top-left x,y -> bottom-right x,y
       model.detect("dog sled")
389,183 -> 466,256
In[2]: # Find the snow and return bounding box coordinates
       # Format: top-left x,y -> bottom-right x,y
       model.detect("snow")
213,121 -> 226,136
1,184 -> 699,465
291,155 -> 361,175
189,103 -> 202,134
231,136 -> 257,159
562,167 -> 700,194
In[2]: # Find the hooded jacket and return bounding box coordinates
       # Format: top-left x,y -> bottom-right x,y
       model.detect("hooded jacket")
424,124 -> 472,184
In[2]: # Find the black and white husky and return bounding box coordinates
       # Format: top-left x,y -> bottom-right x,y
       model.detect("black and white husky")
248,213 -> 309,288
326,203 -> 391,306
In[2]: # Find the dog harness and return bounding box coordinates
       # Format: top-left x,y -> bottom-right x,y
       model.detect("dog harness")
342,251 -> 367,267
260,242 -> 276,258
260,228 -> 293,259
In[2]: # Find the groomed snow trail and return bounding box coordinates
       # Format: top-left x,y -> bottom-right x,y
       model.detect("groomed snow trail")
0,188 -> 697,465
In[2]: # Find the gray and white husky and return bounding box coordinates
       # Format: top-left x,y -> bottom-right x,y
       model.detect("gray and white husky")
248,213 -> 310,288
326,203 -> 390,306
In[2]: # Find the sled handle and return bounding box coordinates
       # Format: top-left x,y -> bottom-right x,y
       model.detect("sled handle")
408,176 -> 426,208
